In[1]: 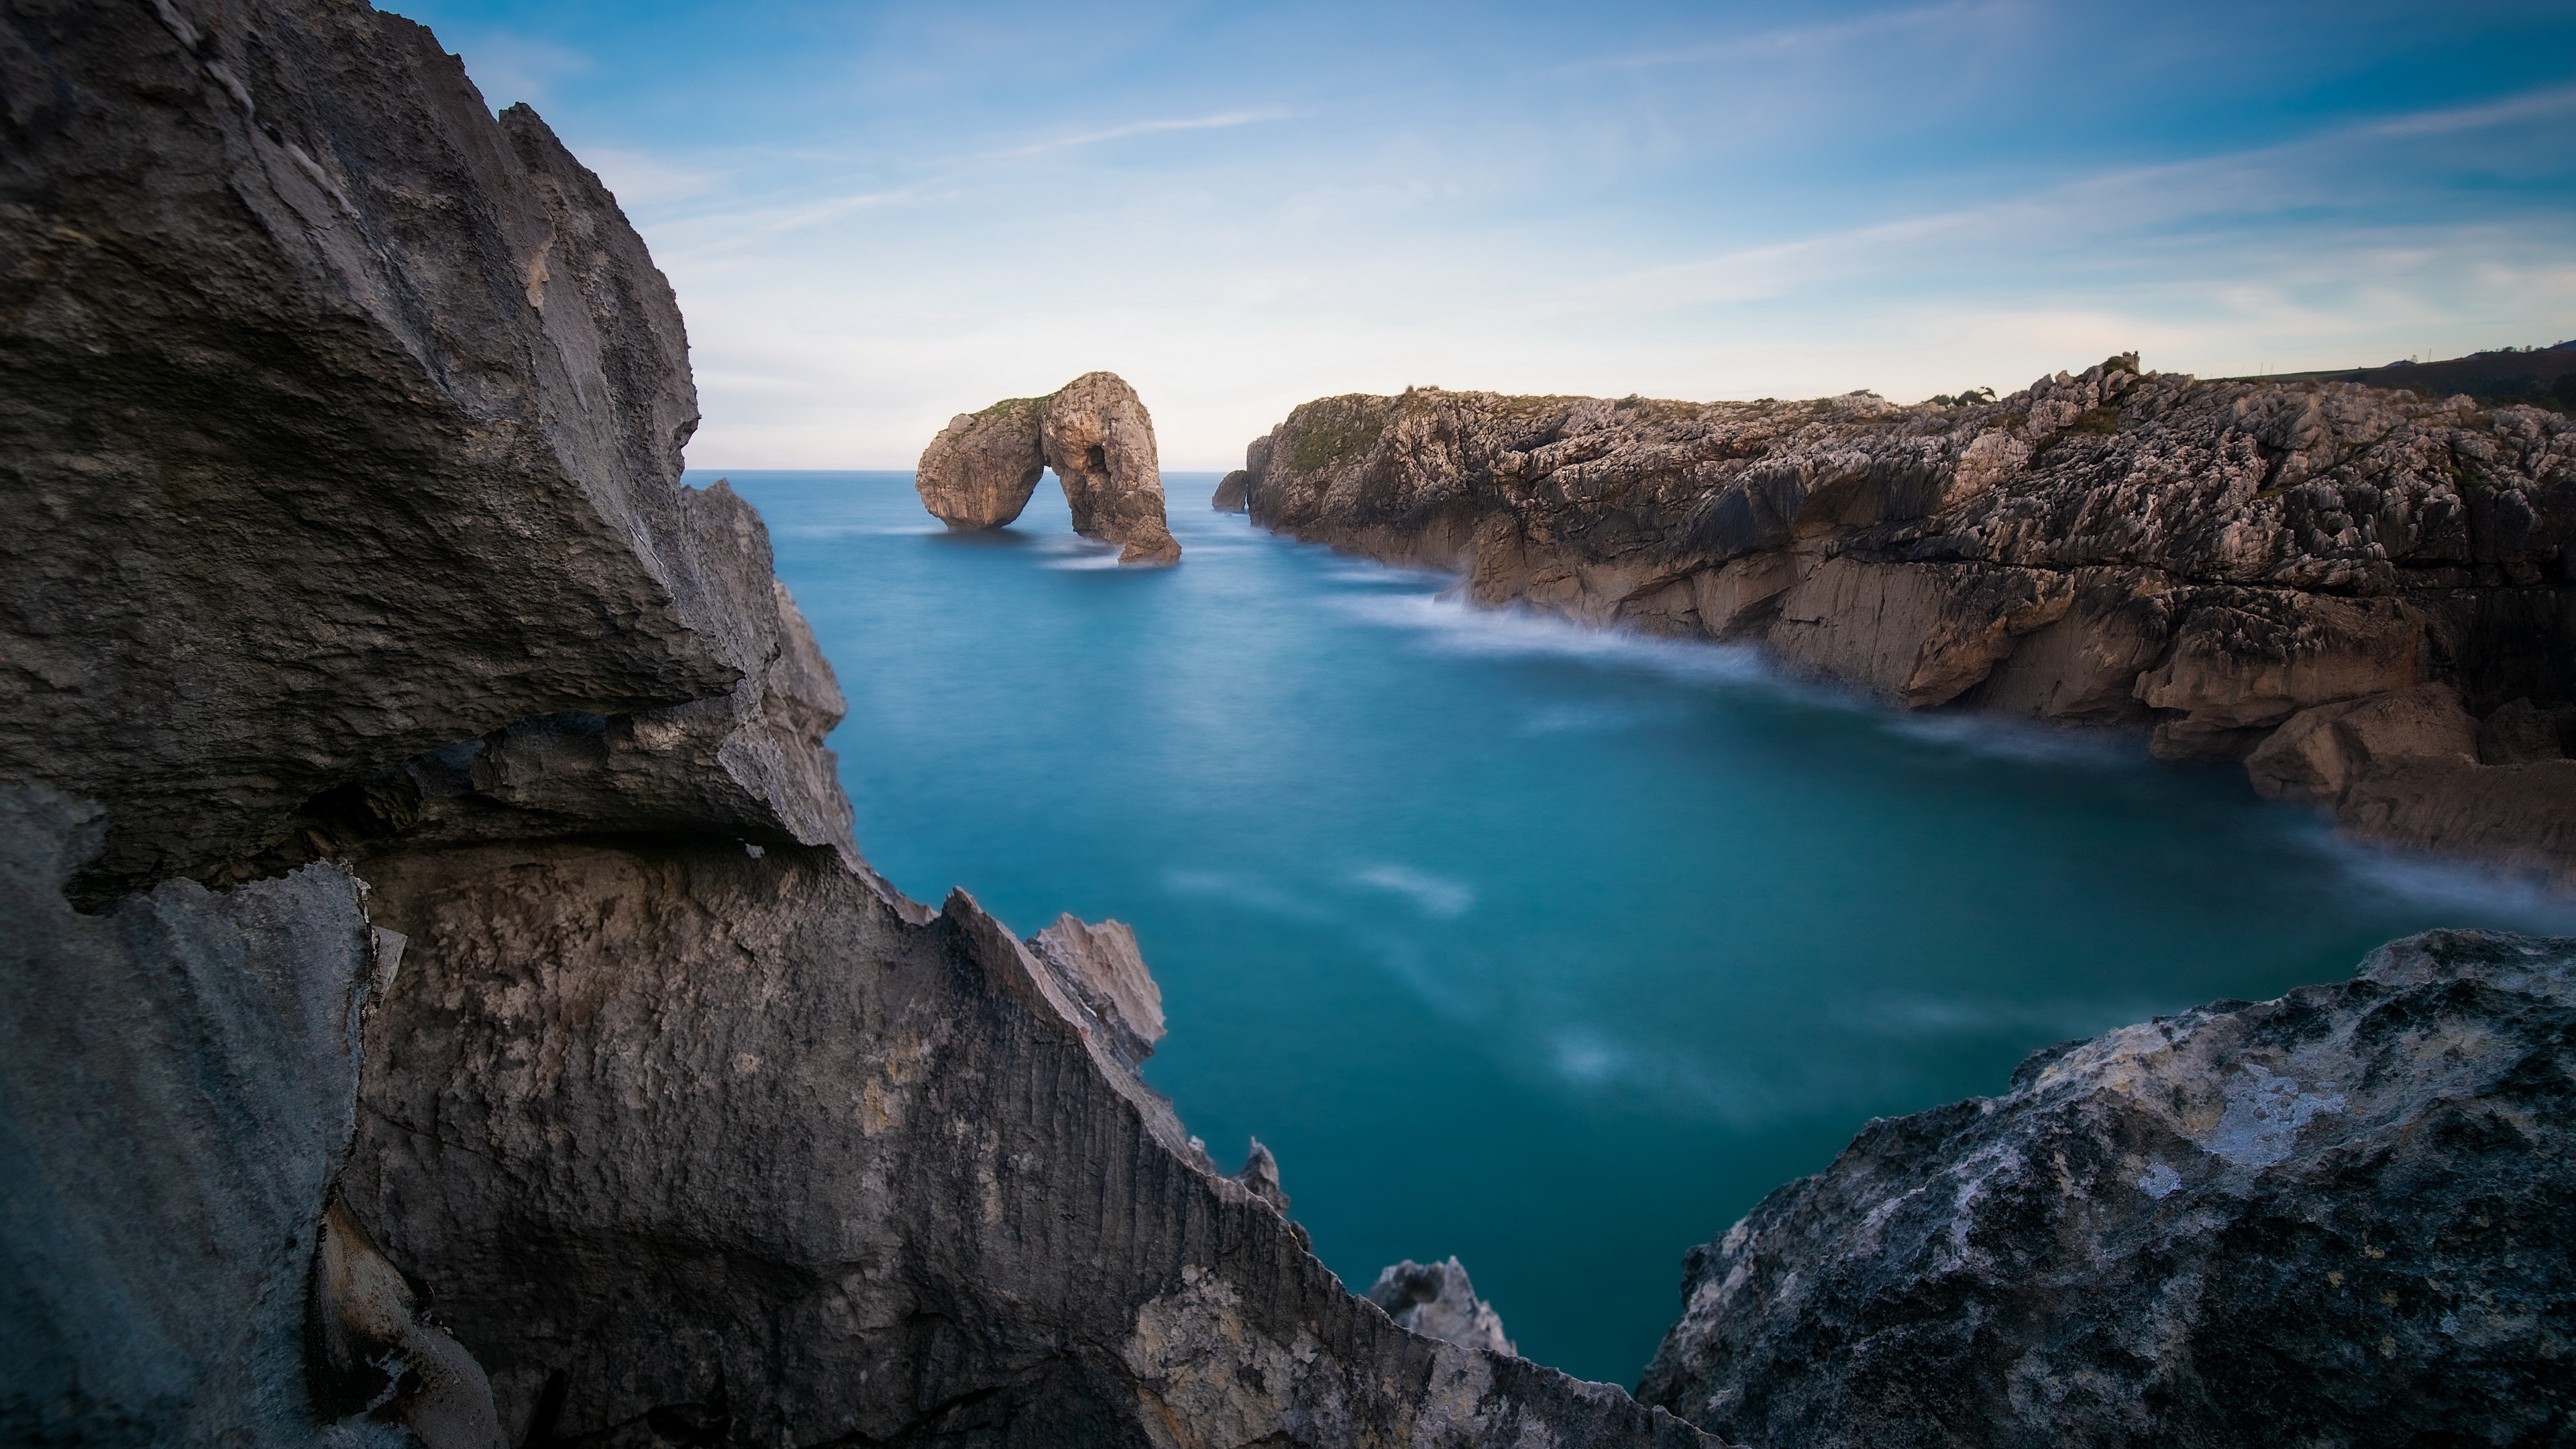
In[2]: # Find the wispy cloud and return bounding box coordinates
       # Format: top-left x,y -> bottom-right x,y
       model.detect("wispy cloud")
1558,0 -> 2019,74
985,108 -> 1293,160
1526,79 -> 2576,321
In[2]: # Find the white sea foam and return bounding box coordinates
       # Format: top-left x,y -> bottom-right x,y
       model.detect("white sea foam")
1883,712 -> 2143,769
1352,863 -> 1476,918
2306,826 -> 2576,931
1328,591 -> 1782,689
1161,867 -> 1334,922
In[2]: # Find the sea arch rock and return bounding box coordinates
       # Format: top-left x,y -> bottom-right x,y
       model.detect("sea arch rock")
916,373 -> 1181,566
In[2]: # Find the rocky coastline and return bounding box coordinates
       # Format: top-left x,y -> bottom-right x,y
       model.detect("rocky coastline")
1224,364 -> 2576,883
6,3 -> 2573,1448
0,3 -> 1696,1444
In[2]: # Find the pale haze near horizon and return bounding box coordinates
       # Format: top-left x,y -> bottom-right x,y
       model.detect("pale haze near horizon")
383,0 -> 2576,471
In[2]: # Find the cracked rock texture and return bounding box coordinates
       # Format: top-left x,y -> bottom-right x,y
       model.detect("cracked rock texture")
1638,929 -> 2576,1449
1366,1259 -> 1517,1358
1232,360 -> 2576,879
916,373 -> 1182,565
0,0 -> 808,905
344,847 -> 1709,1448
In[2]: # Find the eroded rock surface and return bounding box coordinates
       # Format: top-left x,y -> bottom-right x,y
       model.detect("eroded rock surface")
916,373 -> 1181,565
344,845 -> 1709,1448
1638,929 -> 2576,1449
1366,1259 -> 1517,1358
0,0 -> 753,904
0,785 -> 380,1445
1230,362 -> 2576,879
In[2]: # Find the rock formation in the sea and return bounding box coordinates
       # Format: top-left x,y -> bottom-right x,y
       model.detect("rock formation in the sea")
1229,364 -> 2576,881
1367,1258 -> 1517,1357
1214,468 -> 1253,511
0,3 -> 1704,1444
916,373 -> 1183,565
1639,928 -> 2576,1448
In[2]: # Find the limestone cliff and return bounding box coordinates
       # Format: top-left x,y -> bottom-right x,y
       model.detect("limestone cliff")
0,2 -> 1697,1444
1231,362 -> 2576,881
916,373 -> 1183,565
1639,929 -> 2576,1448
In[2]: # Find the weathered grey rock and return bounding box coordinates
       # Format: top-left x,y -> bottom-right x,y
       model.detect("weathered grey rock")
1366,1258 -> 1517,1358
1028,912 -> 1165,1071
1042,372 -> 1183,566
0,0 -> 767,904
1638,928 -> 2576,1449
916,398 -> 1051,529
1231,362 -> 2576,879
344,841 -> 1711,1448
915,373 -> 1181,565
1214,469 -> 1253,511
0,784 -> 382,1445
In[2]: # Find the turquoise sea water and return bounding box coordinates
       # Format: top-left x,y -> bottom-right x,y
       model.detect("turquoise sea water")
713,468 -> 2576,1387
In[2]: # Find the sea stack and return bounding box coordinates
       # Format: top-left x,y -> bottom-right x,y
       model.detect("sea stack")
916,372 -> 1181,566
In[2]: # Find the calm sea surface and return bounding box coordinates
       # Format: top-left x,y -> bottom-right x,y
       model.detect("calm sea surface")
711,468 -> 2576,1386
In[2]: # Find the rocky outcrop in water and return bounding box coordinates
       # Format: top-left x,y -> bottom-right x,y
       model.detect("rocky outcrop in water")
0,3 -> 1701,1444
916,373 -> 1182,565
1638,928 -> 2576,1448
1231,362 -> 2576,881
1367,1259 -> 1517,1357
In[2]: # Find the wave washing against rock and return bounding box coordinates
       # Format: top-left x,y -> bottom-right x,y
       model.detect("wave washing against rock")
1225,365 -> 2576,884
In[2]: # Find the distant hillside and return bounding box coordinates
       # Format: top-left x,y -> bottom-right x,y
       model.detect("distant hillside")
2237,341 -> 2576,410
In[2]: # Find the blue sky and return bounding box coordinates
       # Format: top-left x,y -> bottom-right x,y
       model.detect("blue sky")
380,0 -> 2576,468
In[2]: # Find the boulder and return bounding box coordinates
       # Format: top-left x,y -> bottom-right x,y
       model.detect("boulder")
1366,1258 -> 1517,1358
915,400 -> 1049,529
1640,929 -> 2576,1449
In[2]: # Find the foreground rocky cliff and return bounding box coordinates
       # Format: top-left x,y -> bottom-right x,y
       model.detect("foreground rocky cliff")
1640,929 -> 2576,1447
0,2 -> 1699,1444
1227,364 -> 2576,880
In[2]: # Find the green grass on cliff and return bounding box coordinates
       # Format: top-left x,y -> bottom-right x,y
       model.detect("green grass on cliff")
1289,411 -> 1387,471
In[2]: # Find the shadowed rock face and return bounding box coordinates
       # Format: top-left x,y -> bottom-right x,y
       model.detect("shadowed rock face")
343,845 -> 1711,1449
1638,930 -> 2576,1449
1229,362 -> 2576,881
916,373 -> 1181,566
0,0 -> 753,904
0,785 -> 380,1447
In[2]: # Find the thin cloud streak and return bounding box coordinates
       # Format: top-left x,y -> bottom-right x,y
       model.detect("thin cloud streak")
1529,79 -> 2576,322
1557,0 -> 2019,74
985,108 -> 1294,159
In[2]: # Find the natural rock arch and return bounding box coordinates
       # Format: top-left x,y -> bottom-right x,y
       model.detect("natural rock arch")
914,371 -> 1181,565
